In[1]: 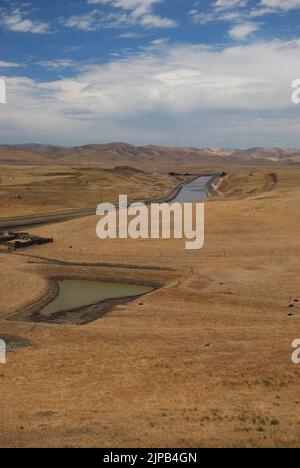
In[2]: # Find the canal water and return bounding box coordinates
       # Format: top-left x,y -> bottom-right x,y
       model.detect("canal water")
172,176 -> 211,203
40,279 -> 153,316
38,176 -> 211,319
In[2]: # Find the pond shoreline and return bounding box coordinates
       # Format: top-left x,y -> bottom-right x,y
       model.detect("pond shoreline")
8,275 -> 163,326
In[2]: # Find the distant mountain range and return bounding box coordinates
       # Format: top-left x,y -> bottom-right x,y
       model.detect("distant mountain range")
0,143 -> 299,169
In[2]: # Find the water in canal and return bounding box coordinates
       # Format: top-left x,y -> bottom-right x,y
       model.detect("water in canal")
40,279 -> 154,316
172,176 -> 211,203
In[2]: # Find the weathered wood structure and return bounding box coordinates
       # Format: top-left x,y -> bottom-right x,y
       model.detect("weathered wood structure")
0,232 -> 53,252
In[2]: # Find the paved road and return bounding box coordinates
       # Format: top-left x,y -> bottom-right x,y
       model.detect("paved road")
0,208 -> 96,231
0,174 -> 217,232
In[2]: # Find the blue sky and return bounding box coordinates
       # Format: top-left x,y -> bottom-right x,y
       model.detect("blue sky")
1,0 -> 300,147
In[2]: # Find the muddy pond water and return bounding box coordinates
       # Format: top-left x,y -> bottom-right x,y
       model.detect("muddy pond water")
40,279 -> 154,317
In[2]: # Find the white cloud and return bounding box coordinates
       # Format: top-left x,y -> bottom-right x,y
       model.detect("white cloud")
229,21 -> 260,39
215,0 -> 248,10
189,11 -> 216,25
36,60 -> 78,71
261,0 -> 300,10
64,0 -> 177,30
0,8 -> 49,34
2,40 -> 300,147
190,0 -> 300,27
190,4 -> 260,41
139,13 -> 176,28
0,61 -> 24,68
118,31 -> 145,37
88,0 -> 160,12
250,0 -> 300,17
64,10 -> 129,31
189,1 -> 249,28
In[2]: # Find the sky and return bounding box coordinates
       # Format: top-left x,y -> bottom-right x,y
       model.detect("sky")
1,0 -> 300,147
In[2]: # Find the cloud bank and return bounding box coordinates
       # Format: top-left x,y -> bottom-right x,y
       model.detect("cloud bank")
1,40 -> 300,147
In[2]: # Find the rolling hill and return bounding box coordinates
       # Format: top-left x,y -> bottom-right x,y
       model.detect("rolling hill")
0,143 -> 300,170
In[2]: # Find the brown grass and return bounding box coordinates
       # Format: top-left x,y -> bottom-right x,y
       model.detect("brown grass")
0,166 -> 299,447
0,165 -> 176,217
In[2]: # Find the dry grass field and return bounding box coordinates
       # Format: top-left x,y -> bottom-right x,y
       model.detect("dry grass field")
0,166 -> 299,447
0,165 -> 176,217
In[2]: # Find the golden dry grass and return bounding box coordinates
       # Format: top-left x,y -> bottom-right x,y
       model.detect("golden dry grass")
0,165 -> 175,217
0,166 -> 299,447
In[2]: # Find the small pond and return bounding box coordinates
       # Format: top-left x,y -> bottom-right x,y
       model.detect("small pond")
40,279 -> 154,317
